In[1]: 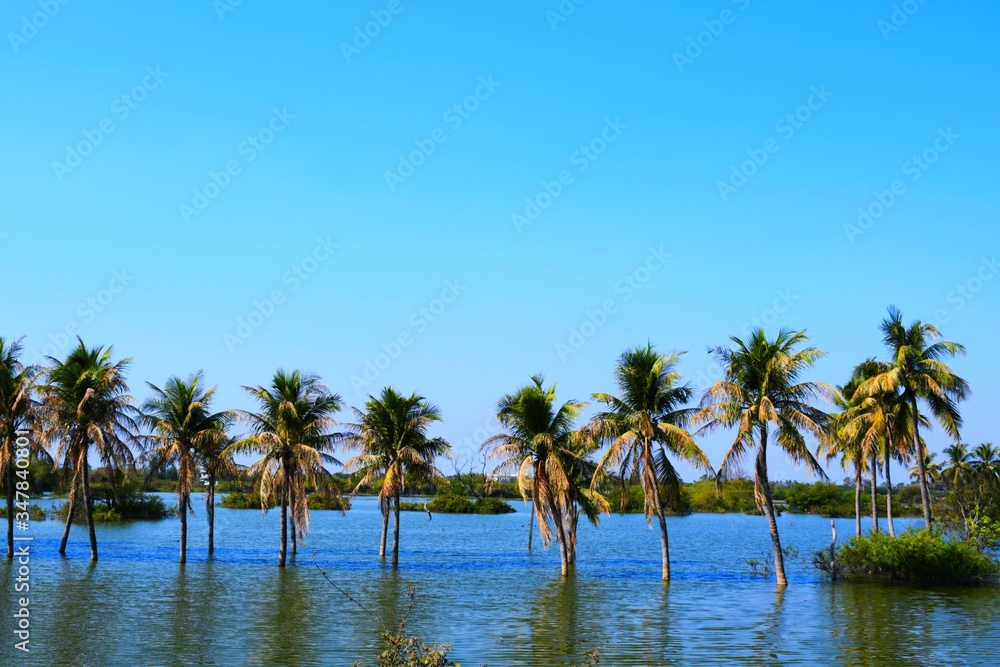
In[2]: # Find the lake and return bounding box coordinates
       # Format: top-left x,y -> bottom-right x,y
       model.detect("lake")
2,494 -> 998,666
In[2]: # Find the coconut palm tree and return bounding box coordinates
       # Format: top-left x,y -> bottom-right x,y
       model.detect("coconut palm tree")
910,452 -> 942,486
480,376 -> 591,576
38,339 -> 138,561
840,361 -> 925,537
942,443 -> 976,491
229,370 -> 342,567
822,383 -> 870,538
590,346 -> 712,582
695,329 -> 830,586
139,372 -> 230,563
342,387 -> 449,568
197,434 -> 240,556
856,307 -> 969,528
971,443 -> 1000,486
1,337 -> 48,559
558,430 -> 609,566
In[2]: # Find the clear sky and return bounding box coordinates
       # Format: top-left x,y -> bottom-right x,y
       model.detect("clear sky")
2,0 -> 997,482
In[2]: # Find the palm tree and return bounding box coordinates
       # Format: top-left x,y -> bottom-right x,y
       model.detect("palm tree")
139,372 -> 230,563
481,376 -> 590,576
197,434 -> 240,556
910,452 -> 942,486
822,383 -> 869,538
840,361 -> 924,537
971,443 -> 1000,486
38,339 -> 137,561
558,431 -> 609,566
942,443 -> 976,490
1,337 -> 47,559
590,347 -> 712,582
230,370 -> 342,567
695,329 -> 830,586
342,387 -> 449,568
857,307 -> 969,528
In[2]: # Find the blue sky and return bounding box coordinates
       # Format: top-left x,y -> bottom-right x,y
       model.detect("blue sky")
2,0 -> 998,481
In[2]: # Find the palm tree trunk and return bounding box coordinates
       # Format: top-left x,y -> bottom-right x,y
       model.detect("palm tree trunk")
59,473 -> 78,556
854,463 -> 862,539
6,438 -> 14,559
290,517 -> 297,555
179,489 -> 188,564
278,482 -> 288,568
884,445 -> 895,537
379,502 -> 389,559
756,432 -> 786,586
527,498 -> 534,550
391,495 -> 400,568
548,497 -> 570,577
646,446 -> 671,582
870,451 -> 879,534
566,506 -> 578,564
81,455 -> 98,561
207,475 -> 215,556
911,395 -> 932,528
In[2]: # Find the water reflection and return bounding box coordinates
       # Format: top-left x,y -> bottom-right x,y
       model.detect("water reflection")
2,501 -> 997,667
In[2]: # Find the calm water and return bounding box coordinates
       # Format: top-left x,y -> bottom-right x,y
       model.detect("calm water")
2,494 -> 998,666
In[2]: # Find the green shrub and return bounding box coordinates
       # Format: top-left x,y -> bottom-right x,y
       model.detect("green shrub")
308,494 -> 351,511
429,495 -> 477,514
399,495 -> 515,515
52,492 -> 170,522
686,478 -> 757,513
0,503 -> 46,520
473,497 -> 516,514
219,491 -> 270,509
829,529 -> 999,584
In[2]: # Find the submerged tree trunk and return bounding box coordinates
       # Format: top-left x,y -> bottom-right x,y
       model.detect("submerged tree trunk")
391,495 -> 401,569
527,498 -> 534,550
884,445 -> 895,538
59,471 -> 78,556
911,395 -> 932,528
207,475 -> 216,556
870,452 -> 879,534
854,463 -> 862,539
757,431 -> 786,586
81,456 -> 98,561
646,444 -> 671,582
179,488 -> 188,564
565,505 -> 579,564
278,480 -> 288,568
379,502 -> 389,559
